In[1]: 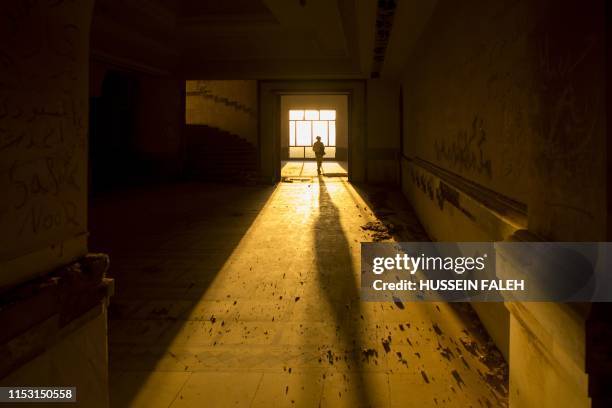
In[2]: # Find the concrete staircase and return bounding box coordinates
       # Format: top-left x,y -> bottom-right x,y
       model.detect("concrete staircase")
184,125 -> 257,182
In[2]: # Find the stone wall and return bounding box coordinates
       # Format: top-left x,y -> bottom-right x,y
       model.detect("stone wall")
186,80 -> 258,146
366,79 -> 400,184
0,0 -> 92,289
402,0 -> 605,240
400,0 -> 605,406
0,2 -> 111,406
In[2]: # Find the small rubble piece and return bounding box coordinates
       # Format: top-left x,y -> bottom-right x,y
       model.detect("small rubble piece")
480,348 -> 504,368
432,323 -> 443,336
479,347 -> 509,396
438,343 -> 455,361
399,324 -> 405,331
360,221 -> 394,241
362,348 -> 379,363
392,296 -> 405,309
210,315 -> 217,323
361,221 -> 386,232
327,350 -> 334,365
382,336 -> 392,353
484,366 -> 508,395
421,370 -> 430,384
295,297 -> 300,302
451,370 -> 465,388
372,231 -> 392,241
396,351 -> 408,365
460,331 -> 508,398
459,336 -> 479,356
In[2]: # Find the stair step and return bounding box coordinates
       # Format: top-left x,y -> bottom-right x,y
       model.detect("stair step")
184,125 -> 258,181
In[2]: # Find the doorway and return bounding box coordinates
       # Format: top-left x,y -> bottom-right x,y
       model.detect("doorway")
259,81 -> 365,183
280,94 -> 349,178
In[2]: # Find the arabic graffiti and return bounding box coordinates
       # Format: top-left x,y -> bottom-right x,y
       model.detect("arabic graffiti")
433,116 -> 493,178
407,164 -> 475,221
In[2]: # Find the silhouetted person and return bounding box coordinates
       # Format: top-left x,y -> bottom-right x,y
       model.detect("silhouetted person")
312,136 -> 325,174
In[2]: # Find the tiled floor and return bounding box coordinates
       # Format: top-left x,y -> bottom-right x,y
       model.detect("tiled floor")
90,177 -> 507,407
281,161 -> 348,178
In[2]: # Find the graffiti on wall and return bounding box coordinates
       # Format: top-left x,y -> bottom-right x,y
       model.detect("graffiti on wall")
434,116 -> 492,179
407,164 -> 475,221
187,82 -> 256,118
534,34 -> 600,163
0,0 -> 89,260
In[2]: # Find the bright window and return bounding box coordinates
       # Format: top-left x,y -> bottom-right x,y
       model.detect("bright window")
304,110 -> 319,120
320,110 -> 336,120
288,109 -> 336,159
289,110 -> 304,120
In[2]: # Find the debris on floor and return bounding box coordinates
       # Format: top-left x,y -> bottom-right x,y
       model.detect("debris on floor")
382,336 -> 392,353
362,348 -> 379,363
396,351 -> 408,365
451,369 -> 466,388
360,221 -> 395,241
392,296 -> 405,309
438,343 -> 455,360
360,220 -> 394,233
101,181 -> 507,407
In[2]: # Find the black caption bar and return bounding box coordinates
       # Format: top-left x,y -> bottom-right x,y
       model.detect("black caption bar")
0,387 -> 76,403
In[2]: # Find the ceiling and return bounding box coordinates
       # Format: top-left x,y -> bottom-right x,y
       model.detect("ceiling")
90,0 -> 436,80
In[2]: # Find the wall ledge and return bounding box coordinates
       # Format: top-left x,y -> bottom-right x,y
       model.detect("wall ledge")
0,254 -> 113,380
409,157 -> 527,228
499,230 -> 591,407
402,157 -> 524,242
0,234 -> 88,292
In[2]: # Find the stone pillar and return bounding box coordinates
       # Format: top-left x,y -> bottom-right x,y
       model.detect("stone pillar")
0,2 -> 111,407
505,1 -> 606,406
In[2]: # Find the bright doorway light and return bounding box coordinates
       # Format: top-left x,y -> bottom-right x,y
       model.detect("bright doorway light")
288,109 -> 336,159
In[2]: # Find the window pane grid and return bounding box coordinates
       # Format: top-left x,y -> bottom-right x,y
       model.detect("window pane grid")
288,109 -> 336,159
289,110 -> 304,120
289,121 -> 295,145
288,111 -> 336,147
304,110 -> 319,120
329,121 -> 336,146
320,110 -> 335,120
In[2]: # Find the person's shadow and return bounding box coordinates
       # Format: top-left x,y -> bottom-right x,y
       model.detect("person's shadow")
314,175 -> 374,406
